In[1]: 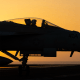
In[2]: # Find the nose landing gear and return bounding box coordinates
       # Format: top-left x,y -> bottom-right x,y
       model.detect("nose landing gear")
18,54 -> 30,76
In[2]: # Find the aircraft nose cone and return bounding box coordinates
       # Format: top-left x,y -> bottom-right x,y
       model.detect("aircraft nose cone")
0,56 -> 13,66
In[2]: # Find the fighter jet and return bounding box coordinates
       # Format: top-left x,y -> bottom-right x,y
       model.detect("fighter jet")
0,17 -> 80,75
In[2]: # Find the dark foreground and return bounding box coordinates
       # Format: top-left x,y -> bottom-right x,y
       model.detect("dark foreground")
0,64 -> 80,80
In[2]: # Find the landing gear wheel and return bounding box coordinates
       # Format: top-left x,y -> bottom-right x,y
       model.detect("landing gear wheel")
18,65 -> 22,76
26,65 -> 30,76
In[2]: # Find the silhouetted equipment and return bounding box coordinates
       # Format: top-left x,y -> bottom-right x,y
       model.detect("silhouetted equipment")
15,50 -> 19,56
24,19 -> 31,26
70,51 -> 74,57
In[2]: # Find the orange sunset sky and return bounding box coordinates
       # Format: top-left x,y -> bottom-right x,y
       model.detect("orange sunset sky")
0,0 -> 80,64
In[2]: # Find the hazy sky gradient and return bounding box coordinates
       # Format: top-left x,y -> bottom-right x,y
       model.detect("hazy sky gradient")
0,0 -> 80,64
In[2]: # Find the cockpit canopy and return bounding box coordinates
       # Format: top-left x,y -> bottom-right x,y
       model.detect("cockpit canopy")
6,17 -> 58,28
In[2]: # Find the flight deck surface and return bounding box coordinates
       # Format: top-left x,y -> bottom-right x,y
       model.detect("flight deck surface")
0,64 -> 80,80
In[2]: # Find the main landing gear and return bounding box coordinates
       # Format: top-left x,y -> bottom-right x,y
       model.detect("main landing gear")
18,54 -> 30,76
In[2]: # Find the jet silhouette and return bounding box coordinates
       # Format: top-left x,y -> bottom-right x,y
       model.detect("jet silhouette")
0,17 -> 80,75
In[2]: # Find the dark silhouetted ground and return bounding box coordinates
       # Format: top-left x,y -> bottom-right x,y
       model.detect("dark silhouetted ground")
0,64 -> 80,80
